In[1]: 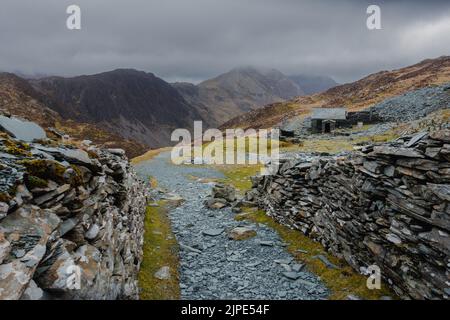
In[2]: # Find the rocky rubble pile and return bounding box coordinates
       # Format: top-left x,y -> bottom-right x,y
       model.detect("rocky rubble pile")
370,83 -> 450,122
204,183 -> 237,210
402,109 -> 450,135
248,130 -> 450,299
0,134 -> 148,300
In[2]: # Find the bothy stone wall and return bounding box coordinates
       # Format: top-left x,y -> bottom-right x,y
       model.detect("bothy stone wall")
248,130 -> 450,299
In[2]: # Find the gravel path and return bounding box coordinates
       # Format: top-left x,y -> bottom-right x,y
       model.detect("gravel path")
135,152 -> 328,300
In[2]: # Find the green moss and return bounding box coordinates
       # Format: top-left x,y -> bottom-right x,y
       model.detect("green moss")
69,165 -> 84,187
25,175 -> 48,189
19,159 -> 67,183
139,201 -> 180,300
2,139 -> 32,157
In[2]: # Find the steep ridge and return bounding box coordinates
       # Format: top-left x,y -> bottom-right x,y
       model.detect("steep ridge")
32,69 -> 206,149
2,67 -> 338,153
173,67 -> 305,126
288,74 -> 338,95
0,73 -> 146,158
223,56 -> 450,129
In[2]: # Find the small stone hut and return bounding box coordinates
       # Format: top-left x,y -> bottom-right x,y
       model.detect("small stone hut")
310,108 -> 348,133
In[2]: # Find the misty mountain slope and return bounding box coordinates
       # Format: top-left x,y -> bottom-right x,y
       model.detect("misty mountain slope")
173,67 -> 305,126
223,56 -> 450,130
33,69 -> 206,148
0,72 -> 57,127
289,74 -> 338,95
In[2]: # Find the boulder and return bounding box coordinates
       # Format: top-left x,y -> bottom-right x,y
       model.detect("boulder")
154,266 -> 171,280
85,224 -> 100,240
212,184 -> 236,203
228,227 -> 257,241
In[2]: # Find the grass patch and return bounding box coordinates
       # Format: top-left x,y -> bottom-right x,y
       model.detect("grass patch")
215,164 -> 262,193
240,208 -> 395,300
205,136 -> 281,155
291,139 -> 355,153
131,147 -> 171,165
353,131 -> 400,144
139,201 -> 180,300
441,108 -> 450,122
172,136 -> 283,165
148,176 -> 158,189
279,130 -> 401,154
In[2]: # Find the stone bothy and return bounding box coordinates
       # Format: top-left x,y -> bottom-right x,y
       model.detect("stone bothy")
310,108 -> 380,133
310,108 -> 348,133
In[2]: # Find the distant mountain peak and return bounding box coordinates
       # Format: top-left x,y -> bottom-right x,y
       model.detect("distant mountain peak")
288,74 -> 338,95
31,70 -> 205,148
174,66 -> 306,126
223,56 -> 450,130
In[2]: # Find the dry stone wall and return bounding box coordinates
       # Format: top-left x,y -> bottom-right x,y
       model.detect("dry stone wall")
0,136 -> 148,300
248,130 -> 450,299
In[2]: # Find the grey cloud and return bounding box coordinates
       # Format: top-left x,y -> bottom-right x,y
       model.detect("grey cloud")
0,0 -> 449,83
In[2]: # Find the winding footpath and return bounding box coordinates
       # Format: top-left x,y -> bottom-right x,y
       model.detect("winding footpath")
135,152 -> 328,300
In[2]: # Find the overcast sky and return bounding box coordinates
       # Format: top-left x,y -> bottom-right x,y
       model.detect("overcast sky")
0,0 -> 449,83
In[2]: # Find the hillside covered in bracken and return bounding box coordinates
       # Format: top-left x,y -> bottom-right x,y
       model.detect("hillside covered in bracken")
0,72 -> 147,158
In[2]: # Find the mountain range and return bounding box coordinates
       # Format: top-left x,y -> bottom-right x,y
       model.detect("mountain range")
32,69 -> 203,148
223,56 -> 450,130
0,72 -> 148,157
173,67 -> 331,126
2,57 -> 448,157
0,67 -> 335,153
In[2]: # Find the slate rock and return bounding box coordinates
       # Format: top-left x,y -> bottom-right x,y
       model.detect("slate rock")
312,255 -> 339,269
0,115 -> 46,142
228,227 -> 257,241
203,228 -> 224,237
154,266 -> 171,280
20,280 -> 44,300
282,272 -> 301,280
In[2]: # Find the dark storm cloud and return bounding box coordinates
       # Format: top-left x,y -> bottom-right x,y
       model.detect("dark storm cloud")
0,0 -> 449,83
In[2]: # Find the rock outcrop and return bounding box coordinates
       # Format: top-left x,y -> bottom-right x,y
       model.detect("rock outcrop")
0,134 -> 148,300
248,130 -> 450,299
